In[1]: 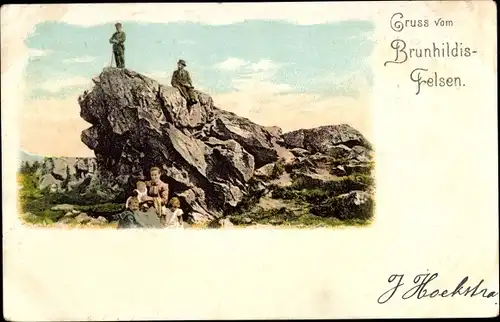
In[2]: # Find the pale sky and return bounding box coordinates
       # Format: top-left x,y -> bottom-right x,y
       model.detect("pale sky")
18,5 -> 374,157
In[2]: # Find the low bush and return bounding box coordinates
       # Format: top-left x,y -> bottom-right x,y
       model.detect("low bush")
270,160 -> 285,179
311,193 -> 374,220
271,174 -> 374,203
18,169 -> 125,225
75,203 -> 124,214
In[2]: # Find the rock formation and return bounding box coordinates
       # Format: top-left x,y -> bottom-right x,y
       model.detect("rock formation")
35,68 -> 375,225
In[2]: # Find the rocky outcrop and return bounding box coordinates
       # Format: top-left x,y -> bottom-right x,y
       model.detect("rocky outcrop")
206,108 -> 281,167
36,157 -> 100,194
281,124 -> 371,153
77,68 -> 285,220
31,68 -> 375,226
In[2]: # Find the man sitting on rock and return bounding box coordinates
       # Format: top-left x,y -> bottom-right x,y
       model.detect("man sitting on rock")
171,59 -> 198,106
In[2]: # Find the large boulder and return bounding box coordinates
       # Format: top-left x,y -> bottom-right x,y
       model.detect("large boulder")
78,68 -> 265,220
206,108 -> 281,167
36,157 -> 104,198
282,124 -> 372,153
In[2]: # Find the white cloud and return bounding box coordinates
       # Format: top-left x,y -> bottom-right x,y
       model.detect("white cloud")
222,59 -> 291,94
144,71 -> 170,79
232,71 -> 291,94
62,55 -> 96,64
27,48 -> 52,57
43,3 -> 374,26
214,58 -> 248,71
215,58 -> 281,72
249,59 -> 279,71
35,76 -> 92,93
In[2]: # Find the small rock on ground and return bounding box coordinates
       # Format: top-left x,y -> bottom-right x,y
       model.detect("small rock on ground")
75,213 -> 92,224
63,211 -> 79,218
51,204 -> 76,211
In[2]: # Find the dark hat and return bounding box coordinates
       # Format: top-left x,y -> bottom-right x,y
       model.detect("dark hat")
115,22 -> 122,27
178,59 -> 186,66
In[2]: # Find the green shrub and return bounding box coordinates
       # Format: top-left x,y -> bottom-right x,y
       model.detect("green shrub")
44,188 -> 119,206
235,207 -> 301,225
270,160 -> 285,179
271,186 -> 302,200
293,173 -> 374,192
22,212 -> 56,225
21,206 -> 65,224
271,174 -> 374,203
311,193 -> 374,220
207,219 -> 222,228
227,214 -> 250,226
18,169 -> 124,225
75,203 -> 124,214
227,207 -> 371,228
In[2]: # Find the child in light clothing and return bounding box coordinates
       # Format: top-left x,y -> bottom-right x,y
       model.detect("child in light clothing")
164,197 -> 184,228
125,181 -> 149,209
135,181 -> 149,202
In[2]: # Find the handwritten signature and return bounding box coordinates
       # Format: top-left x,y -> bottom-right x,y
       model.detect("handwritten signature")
378,273 -> 499,304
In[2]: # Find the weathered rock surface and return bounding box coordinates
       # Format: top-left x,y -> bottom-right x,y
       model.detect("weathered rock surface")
206,109 -> 281,167
36,157 -> 104,198
254,163 -> 275,179
31,68 -> 375,226
289,148 -> 310,158
281,124 -> 371,153
75,213 -> 92,224
77,68 -> 283,220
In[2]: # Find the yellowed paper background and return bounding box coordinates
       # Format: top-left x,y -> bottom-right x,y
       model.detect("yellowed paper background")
2,2 -> 499,320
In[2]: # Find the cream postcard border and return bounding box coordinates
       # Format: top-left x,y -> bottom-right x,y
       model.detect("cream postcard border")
2,2 -> 499,320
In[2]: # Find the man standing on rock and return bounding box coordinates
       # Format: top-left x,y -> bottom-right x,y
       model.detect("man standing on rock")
109,22 -> 126,68
171,59 -> 198,106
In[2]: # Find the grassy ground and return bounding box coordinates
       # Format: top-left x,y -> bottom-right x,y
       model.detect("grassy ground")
20,213 -> 119,229
17,172 -> 123,227
224,172 -> 375,228
228,203 -> 373,228
17,165 -> 375,229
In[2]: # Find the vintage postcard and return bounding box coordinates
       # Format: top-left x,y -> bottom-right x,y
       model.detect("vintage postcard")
2,1 -> 498,320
